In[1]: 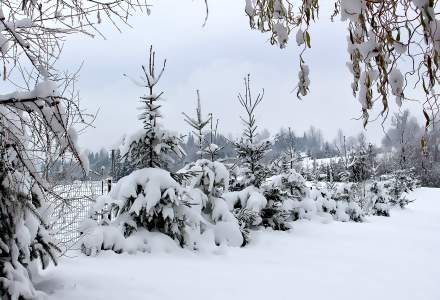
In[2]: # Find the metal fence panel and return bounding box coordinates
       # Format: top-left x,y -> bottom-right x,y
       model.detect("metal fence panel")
48,180 -> 109,250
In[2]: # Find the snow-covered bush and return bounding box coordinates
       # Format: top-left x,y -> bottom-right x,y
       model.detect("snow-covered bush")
233,140 -> 272,189
318,182 -> 365,222
384,169 -> 419,208
347,144 -> 377,183
223,186 -> 267,244
369,181 -> 390,217
80,168 -> 204,255
260,186 -> 291,230
223,186 -> 267,224
335,200 -> 364,223
179,159 -> 243,247
309,185 -> 337,217
263,169 -> 310,227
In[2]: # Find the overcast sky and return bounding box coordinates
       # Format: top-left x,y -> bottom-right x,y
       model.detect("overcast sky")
59,0 -> 424,152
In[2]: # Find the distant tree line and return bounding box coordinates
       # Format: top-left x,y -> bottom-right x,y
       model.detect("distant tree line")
65,108 -> 440,188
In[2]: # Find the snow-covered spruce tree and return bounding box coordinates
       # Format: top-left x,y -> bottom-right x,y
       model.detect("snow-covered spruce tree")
271,127 -> 302,174
224,75 -> 274,237
180,96 -> 242,246
344,141 -> 379,212
308,175 -> 362,223
222,186 -> 267,244
369,181 -> 390,217
309,183 -> 338,219
178,159 -> 243,247
232,74 -> 271,190
348,144 -> 374,184
263,128 -> 312,228
262,169 -> 311,229
122,45 -> 185,173
204,116 -> 223,162
182,90 -> 212,160
183,90 -> 223,162
385,168 -> 419,209
330,183 -> 364,222
80,168 -> 208,255
80,47 -> 210,255
363,143 -> 394,216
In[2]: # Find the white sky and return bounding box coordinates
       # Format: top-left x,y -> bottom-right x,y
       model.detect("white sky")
58,0 -> 424,152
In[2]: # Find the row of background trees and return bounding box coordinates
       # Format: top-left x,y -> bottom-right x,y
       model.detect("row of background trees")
81,108 -> 440,187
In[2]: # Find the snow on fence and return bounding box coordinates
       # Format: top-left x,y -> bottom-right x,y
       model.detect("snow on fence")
48,180 -> 112,250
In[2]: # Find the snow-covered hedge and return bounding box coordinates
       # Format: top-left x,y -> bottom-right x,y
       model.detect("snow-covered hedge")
311,172 -> 417,221
79,163 -> 417,256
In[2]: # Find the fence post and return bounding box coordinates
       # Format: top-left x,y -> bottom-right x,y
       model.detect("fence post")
111,149 -> 115,178
107,178 -> 112,193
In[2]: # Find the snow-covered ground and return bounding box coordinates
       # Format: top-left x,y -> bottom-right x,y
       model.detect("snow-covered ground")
37,188 -> 440,300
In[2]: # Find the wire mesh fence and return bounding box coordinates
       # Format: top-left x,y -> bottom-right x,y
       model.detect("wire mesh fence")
48,180 -> 111,251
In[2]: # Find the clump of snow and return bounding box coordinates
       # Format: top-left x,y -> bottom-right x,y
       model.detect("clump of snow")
389,68 -> 404,107
223,186 -> 267,214
358,70 -> 378,109
297,64 -> 310,97
180,159 -> 229,194
340,0 -> 365,22
245,0 -> 256,17
273,22 -> 289,48
296,28 -> 305,46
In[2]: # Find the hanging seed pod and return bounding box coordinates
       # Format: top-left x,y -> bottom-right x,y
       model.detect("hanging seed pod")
421,136 -> 429,156
97,10 -> 101,24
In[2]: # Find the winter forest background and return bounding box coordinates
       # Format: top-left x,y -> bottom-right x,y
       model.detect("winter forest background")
1,0 -> 440,299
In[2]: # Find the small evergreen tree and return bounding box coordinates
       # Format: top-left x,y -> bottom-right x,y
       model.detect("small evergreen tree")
369,181 -> 391,217
182,90 -> 211,160
203,116 -> 223,162
386,168 -> 419,208
272,127 -> 302,174
233,74 -> 271,189
81,46 -> 200,255
262,169 -> 309,229
122,45 -> 185,173
80,168 -> 203,255
179,159 -> 243,247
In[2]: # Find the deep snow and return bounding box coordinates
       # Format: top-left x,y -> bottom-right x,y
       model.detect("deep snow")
38,188 -> 440,300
